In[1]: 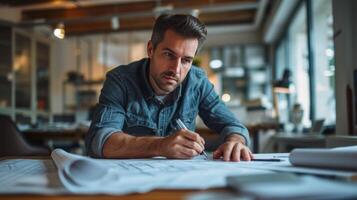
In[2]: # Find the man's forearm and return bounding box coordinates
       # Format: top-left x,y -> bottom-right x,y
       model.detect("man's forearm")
102,132 -> 162,158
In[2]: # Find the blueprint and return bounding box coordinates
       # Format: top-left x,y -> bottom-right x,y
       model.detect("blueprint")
0,149 -> 274,194
1,148 -> 356,195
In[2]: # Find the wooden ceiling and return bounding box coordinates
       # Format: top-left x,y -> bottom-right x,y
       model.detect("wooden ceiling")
0,0 -> 270,36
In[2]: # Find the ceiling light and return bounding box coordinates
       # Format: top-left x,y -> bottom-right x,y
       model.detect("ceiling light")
191,9 -> 200,17
222,93 -> 231,102
209,59 -> 223,69
53,23 -> 65,39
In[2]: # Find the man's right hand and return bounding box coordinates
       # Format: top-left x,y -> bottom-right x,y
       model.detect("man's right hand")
159,129 -> 205,159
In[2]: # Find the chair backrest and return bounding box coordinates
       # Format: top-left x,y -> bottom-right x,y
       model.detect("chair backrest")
0,114 -> 49,157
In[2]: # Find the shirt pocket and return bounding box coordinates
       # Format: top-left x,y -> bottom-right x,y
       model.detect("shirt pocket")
123,112 -> 156,136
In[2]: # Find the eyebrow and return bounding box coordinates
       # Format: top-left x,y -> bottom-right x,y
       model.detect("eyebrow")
163,48 -> 194,60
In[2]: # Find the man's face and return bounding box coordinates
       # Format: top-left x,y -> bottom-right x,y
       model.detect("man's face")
147,29 -> 198,96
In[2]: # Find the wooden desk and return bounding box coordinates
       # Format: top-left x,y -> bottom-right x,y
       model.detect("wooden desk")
0,189 -> 231,200
247,123 -> 280,153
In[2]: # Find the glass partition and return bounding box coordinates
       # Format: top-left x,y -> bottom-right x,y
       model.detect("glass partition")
14,33 -> 31,109
36,42 -> 50,111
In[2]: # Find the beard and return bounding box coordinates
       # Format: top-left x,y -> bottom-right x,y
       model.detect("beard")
153,70 -> 180,94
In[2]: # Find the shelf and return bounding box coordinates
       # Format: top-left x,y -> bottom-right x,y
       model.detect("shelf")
62,79 -> 104,113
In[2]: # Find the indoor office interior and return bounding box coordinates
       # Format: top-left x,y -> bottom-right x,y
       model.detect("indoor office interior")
0,0 -> 356,157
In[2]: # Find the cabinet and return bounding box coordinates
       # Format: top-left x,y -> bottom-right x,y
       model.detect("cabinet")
0,25 -> 12,109
0,24 -> 51,124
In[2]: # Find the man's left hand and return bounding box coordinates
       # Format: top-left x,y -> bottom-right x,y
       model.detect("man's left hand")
213,134 -> 253,162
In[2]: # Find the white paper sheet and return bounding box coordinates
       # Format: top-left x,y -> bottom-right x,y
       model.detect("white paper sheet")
0,159 -> 67,194
289,145 -> 357,170
50,149 -> 272,194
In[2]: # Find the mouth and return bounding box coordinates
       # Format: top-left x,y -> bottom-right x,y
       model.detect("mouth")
163,75 -> 178,83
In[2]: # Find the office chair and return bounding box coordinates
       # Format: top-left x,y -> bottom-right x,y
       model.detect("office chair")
0,114 -> 50,157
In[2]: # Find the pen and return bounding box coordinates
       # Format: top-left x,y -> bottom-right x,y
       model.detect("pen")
251,158 -> 282,162
176,119 -> 209,160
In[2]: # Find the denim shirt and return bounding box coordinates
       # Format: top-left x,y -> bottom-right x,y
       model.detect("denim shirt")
85,58 -> 250,157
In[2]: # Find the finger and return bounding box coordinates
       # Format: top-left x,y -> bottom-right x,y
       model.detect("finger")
181,140 -> 203,154
194,136 -> 205,150
249,151 -> 254,159
223,143 -> 235,162
213,147 -> 223,159
200,136 -> 205,145
241,147 -> 251,161
181,130 -> 205,148
231,143 -> 241,162
179,146 -> 199,158
198,136 -> 205,151
180,130 -> 197,140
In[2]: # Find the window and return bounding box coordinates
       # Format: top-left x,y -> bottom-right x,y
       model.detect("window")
274,38 -> 290,123
274,0 -> 336,128
311,0 -> 335,125
287,2 -> 310,126
275,38 -> 288,80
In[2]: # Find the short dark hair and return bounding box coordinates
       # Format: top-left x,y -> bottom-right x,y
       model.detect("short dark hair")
150,14 -> 207,53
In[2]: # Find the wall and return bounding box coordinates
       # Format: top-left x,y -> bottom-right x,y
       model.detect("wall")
51,39 -> 78,114
333,0 -> 357,135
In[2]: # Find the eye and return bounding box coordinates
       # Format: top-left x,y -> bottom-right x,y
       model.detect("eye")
163,52 -> 174,59
182,58 -> 192,65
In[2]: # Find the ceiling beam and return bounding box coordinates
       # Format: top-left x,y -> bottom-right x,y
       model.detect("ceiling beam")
19,0 -> 258,24
14,0 -> 259,35
64,10 -> 255,35
0,0 -> 71,7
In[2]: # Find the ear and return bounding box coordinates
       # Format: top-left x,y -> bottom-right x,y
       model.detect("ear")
147,40 -> 153,58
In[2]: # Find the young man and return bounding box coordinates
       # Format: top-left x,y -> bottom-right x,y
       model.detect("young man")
85,14 -> 252,162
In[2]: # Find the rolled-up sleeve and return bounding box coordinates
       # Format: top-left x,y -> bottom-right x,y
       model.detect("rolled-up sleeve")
85,71 -> 126,157
198,76 -> 250,146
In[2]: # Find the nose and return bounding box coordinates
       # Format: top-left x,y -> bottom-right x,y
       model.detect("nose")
169,58 -> 181,74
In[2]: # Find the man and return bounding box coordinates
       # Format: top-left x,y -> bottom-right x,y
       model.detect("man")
85,14 -> 252,162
